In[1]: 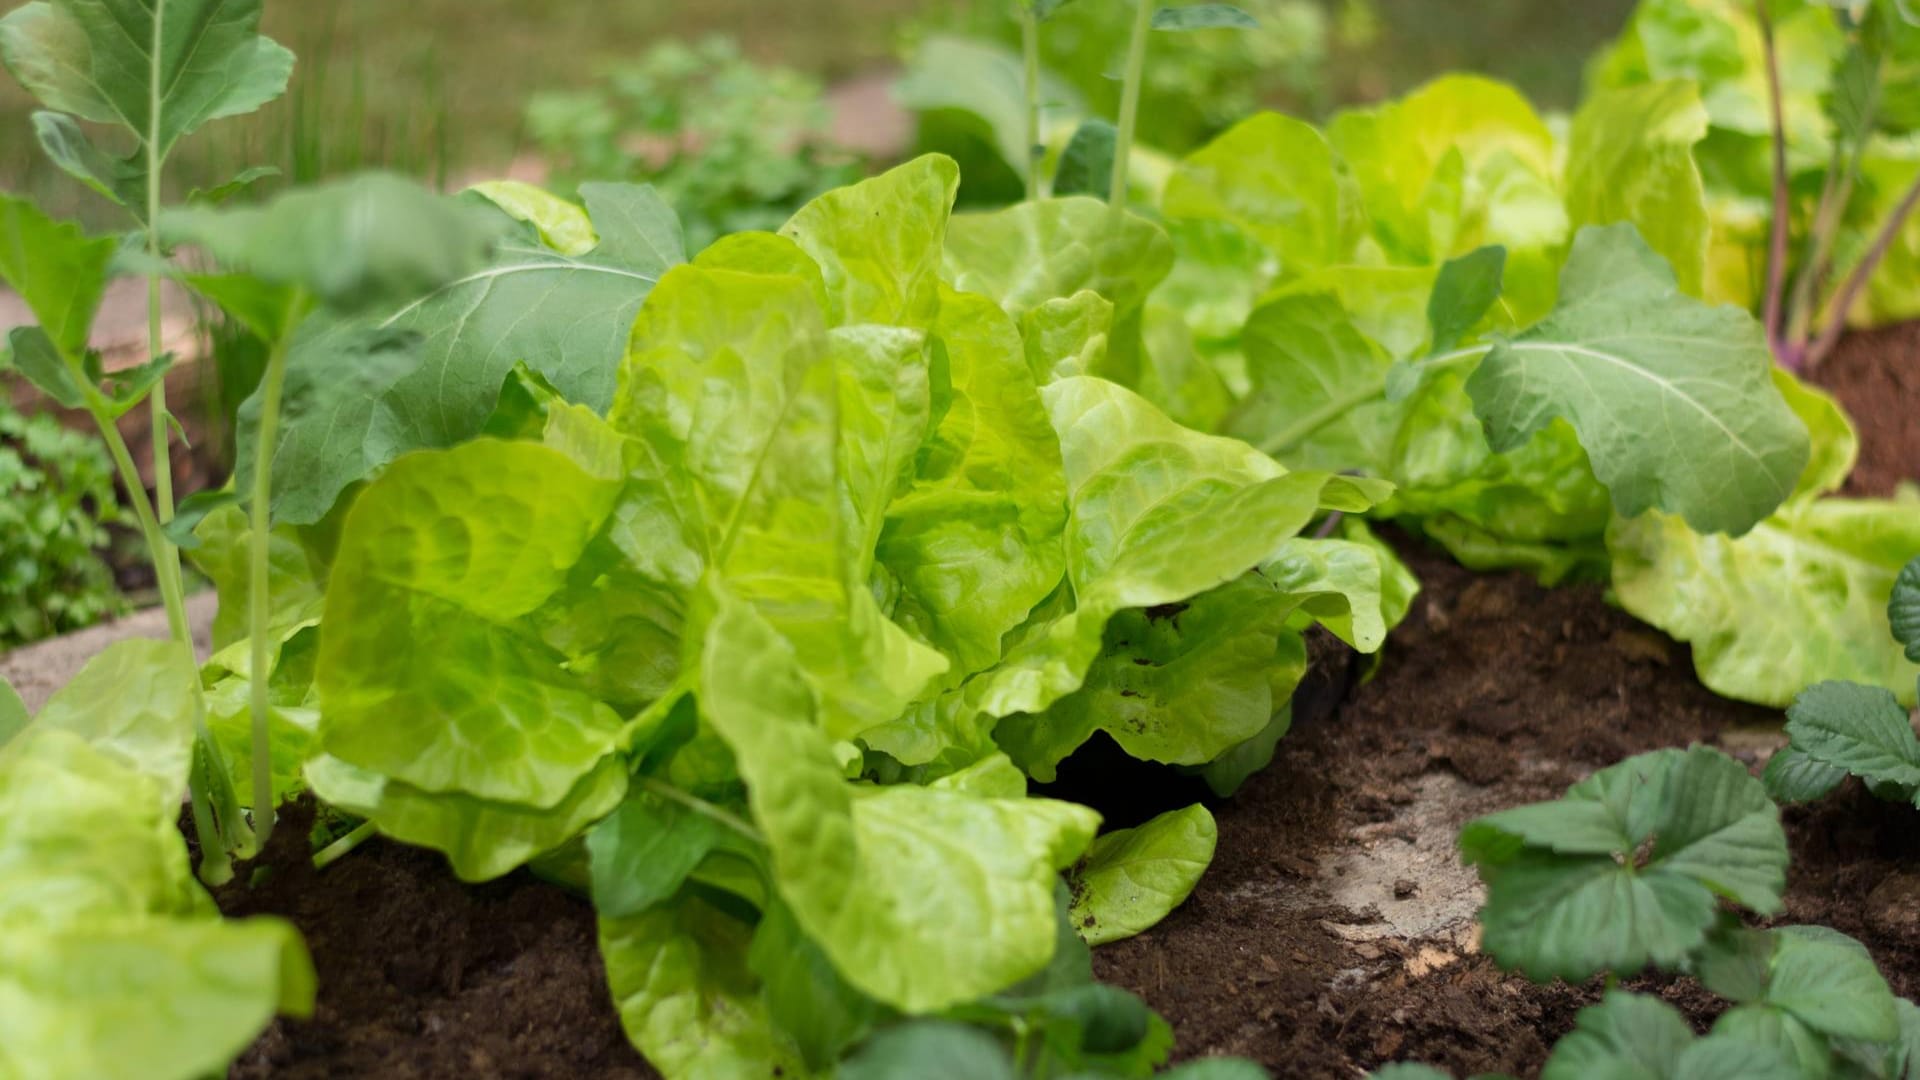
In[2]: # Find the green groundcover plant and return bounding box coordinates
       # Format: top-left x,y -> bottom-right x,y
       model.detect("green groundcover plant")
0,390 -> 122,645
1378,745 -> 1920,1080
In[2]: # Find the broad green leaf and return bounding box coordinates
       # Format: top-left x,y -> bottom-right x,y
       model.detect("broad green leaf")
976,376 -> 1388,719
693,584 -> 1099,1012
1460,747 -> 1787,982
1782,681 -> 1920,791
1163,112 -> 1362,275
945,196 -> 1175,320
781,154 -> 958,328
161,173 -> 497,314
1068,804 -> 1217,945
584,786 -> 730,919
30,638 -> 198,806
467,180 -> 597,256
1262,533 -> 1399,651
1426,246 -> 1508,356
747,900 -> 882,1069
254,183 -> 683,526
877,285 -> 1069,679
1892,556 -> 1920,661
1054,118 -> 1117,199
1328,75 -> 1563,269
5,326 -> 86,407
694,230 -> 830,311
0,0 -> 293,161
187,502 -> 326,650
181,272 -> 302,344
1762,745 -> 1849,804
1138,298 -> 1233,432
613,263 -> 946,734
1467,224 -> 1808,536
0,730 -> 197,930
0,192 -> 114,359
1609,494 -> 1920,707
1563,81 -> 1713,298
1020,290 -> 1114,383
1283,264 -> 1443,362
304,752 -> 628,882
0,678 -> 24,746
838,1023 -> 1017,1080
316,439 -> 625,806
0,916 -> 314,1080
30,110 -> 139,208
998,575 -> 1306,779
1226,291 -> 1396,471
1708,1005 -> 1831,1079
599,893 -> 811,1080
1152,4 -> 1259,31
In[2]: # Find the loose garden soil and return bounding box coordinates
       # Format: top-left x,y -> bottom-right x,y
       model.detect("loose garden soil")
206,325 -> 1919,1079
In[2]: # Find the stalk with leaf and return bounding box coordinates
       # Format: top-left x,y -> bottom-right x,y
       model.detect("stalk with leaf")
0,0 -> 295,881
1756,0 -> 1920,370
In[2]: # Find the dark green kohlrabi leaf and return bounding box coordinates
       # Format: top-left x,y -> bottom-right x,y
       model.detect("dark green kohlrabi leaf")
1054,118 -> 1118,199
1424,246 -> 1508,357
584,786 -> 732,920
838,1023 -> 1017,1080
161,173 -> 499,314
1541,992 -> 1802,1080
1460,746 -> 1788,983
253,182 -> 683,526
1892,555 -> 1920,662
1466,223 -> 1809,537
0,0 -> 292,183
1067,803 -> 1217,946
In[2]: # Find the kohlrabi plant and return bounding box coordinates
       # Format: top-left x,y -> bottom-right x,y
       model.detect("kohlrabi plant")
1375,745 -> 1920,1080
0,0 -> 297,881
1766,554 -> 1920,806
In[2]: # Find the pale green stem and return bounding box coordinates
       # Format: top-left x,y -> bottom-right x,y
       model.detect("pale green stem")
313,820 -> 377,871
1021,8 -> 1043,202
246,312 -> 300,849
1106,0 -> 1154,228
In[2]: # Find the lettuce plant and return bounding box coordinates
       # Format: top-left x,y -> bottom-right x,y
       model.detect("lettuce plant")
1378,745 -> 1920,1080
1766,555 -> 1920,806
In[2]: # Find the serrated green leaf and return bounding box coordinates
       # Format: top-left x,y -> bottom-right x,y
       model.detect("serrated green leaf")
30,111 -> 139,208
5,326 -> 86,407
1468,224 -> 1809,536
1462,747 -> 1787,982
839,1023 -> 1016,1080
1891,556 -> 1920,661
1542,992 -> 1695,1079
1763,745 -> 1850,804
1152,4 -> 1259,32
1783,681 -> 1920,792
1709,1005 -> 1831,1080
1069,804 -> 1216,946
1609,494 -> 1920,708
0,0 -> 293,161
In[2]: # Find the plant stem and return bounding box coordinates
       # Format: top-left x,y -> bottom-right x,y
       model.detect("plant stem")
1806,168 -> 1920,369
1756,0 -> 1794,365
1107,0 -> 1154,227
1021,7 -> 1042,202
245,312 -> 299,849
313,820 -> 377,870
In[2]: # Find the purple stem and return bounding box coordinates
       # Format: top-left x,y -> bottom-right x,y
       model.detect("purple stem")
1757,0 -> 1797,369
1806,169 -> 1920,370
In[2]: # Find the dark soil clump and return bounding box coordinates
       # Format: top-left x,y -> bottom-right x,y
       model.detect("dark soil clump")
1819,319 -> 1920,499
211,799 -> 656,1080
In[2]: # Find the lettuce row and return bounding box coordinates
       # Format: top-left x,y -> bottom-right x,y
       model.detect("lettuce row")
286,156 -> 1404,1075
0,650 -> 313,1080
1125,71 -> 1919,708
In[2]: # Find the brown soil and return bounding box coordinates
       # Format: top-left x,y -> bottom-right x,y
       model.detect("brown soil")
209,327 -> 1919,1079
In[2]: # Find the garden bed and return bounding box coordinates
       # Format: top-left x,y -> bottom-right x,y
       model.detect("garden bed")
195,319 -> 1920,1079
